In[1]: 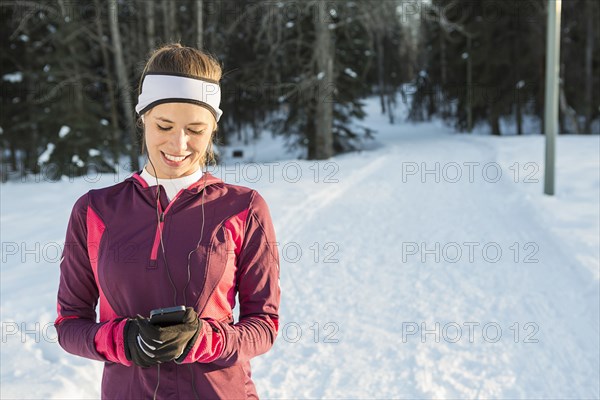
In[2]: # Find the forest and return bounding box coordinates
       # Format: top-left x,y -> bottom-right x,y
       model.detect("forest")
1,0 -> 598,180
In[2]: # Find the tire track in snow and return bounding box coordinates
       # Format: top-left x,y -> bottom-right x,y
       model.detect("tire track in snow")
276,154 -> 390,242
258,131 -> 598,399
273,155 -> 391,300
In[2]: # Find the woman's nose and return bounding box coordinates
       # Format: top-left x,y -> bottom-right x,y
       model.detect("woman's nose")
171,129 -> 188,152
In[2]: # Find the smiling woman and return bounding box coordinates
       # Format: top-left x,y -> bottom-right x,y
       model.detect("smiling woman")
136,45 -> 223,179
54,43 -> 281,400
143,102 -> 214,179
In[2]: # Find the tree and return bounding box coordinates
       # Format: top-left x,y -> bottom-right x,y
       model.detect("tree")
311,1 -> 334,159
108,0 -> 139,171
409,0 -> 549,135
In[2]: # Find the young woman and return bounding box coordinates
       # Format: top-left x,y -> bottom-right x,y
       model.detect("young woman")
55,43 -> 281,399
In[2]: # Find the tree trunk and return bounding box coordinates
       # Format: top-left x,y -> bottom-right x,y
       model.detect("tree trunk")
162,0 -> 171,41
516,91 -> 523,135
170,0 -> 178,41
559,82 -> 580,134
513,30 -> 523,135
440,29 -> 447,118
146,0 -> 156,50
489,107 -> 501,135
196,0 -> 204,49
9,140 -> 17,171
162,0 -> 177,42
376,32 -> 385,114
584,0 -> 594,134
108,0 -> 139,171
94,0 -> 120,167
466,36 -> 473,133
311,1 -> 334,159
22,23 -> 40,175
440,30 -> 447,85
386,92 -> 395,124
57,0 -> 84,114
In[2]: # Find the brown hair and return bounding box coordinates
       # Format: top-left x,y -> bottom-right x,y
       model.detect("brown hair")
137,42 -> 223,166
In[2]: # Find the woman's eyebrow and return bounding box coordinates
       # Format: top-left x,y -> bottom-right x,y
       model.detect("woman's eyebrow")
155,116 -> 208,126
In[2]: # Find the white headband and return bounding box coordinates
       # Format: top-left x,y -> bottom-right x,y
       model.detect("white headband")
135,73 -> 223,122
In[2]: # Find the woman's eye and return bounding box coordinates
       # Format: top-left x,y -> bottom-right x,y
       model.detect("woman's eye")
157,125 -> 171,131
189,129 -> 204,135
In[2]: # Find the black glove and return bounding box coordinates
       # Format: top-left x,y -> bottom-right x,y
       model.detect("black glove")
124,316 -> 161,368
125,308 -> 201,366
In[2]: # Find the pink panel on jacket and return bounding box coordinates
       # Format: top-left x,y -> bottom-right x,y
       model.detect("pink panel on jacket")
94,318 -> 132,366
54,303 -> 78,326
131,172 -> 149,188
178,318 -> 225,364
200,209 -> 249,321
225,209 -> 249,258
86,205 -> 117,322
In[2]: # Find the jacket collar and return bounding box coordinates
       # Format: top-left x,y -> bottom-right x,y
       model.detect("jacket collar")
126,170 -> 223,194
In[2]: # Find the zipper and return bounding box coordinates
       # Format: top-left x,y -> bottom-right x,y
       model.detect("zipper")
148,179 -> 212,268
148,188 -> 184,268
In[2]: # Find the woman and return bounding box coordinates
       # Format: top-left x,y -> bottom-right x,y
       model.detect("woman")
55,43 -> 281,399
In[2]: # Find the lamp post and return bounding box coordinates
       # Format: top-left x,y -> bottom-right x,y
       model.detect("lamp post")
544,0 -> 562,195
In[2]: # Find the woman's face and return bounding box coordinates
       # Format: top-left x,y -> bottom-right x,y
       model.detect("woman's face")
143,102 -> 215,179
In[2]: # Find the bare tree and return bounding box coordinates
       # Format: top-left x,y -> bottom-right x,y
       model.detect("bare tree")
162,0 -> 177,42
312,1 -> 334,159
56,0 -> 84,113
145,0 -> 156,50
108,0 -> 139,171
584,0 -> 594,133
426,1 -> 476,132
196,0 -> 203,48
93,0 -> 120,166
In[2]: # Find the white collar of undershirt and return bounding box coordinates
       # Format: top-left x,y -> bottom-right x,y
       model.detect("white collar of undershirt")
139,166 -> 204,202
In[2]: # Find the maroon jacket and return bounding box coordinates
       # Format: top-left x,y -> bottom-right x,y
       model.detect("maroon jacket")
55,171 -> 281,399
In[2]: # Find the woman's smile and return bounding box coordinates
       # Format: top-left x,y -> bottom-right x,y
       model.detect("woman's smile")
161,151 -> 192,166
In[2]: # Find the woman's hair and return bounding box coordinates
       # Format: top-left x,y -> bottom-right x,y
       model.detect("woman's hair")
137,42 -> 222,166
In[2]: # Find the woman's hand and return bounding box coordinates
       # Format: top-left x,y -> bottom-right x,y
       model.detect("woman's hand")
124,307 -> 201,367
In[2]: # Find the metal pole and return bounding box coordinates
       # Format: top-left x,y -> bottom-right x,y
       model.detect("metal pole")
544,0 -> 562,195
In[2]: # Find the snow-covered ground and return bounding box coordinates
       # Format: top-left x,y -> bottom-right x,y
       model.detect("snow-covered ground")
1,98 -> 598,398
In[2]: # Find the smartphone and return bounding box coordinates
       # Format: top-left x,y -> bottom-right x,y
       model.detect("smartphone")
149,305 -> 186,327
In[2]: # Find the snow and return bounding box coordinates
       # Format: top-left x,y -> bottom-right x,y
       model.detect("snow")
88,149 -> 101,157
71,155 -> 84,168
2,72 -> 23,83
317,72 -> 325,80
344,68 -> 358,79
37,143 -> 55,165
1,97 -> 598,398
58,126 -> 70,139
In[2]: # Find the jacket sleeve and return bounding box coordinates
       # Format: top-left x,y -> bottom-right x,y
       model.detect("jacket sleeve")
179,191 -> 281,366
54,193 -> 131,366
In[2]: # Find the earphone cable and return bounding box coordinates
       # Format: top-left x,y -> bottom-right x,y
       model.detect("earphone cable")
148,155 -> 178,306
183,166 -> 207,305
146,154 -> 204,400
153,364 -> 160,400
